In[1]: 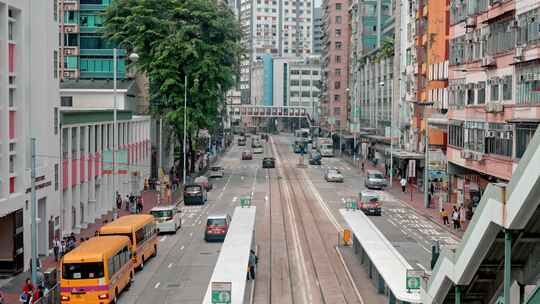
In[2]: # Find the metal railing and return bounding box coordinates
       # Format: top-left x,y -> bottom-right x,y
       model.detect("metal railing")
34,283 -> 60,304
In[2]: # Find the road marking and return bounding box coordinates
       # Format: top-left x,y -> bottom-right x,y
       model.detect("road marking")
168,263 -> 173,268
416,263 -> 427,272
154,282 -> 161,289
265,195 -> 268,201
180,245 -> 185,250
159,236 -> 167,242
232,196 -> 238,202
190,232 -> 193,237
336,247 -> 365,304
241,176 -> 244,180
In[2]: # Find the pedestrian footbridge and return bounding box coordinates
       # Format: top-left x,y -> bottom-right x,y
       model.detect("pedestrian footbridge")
202,206 -> 256,304
231,105 -> 311,118
424,126 -> 540,303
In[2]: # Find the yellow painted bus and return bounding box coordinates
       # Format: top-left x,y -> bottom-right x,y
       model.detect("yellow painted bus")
99,214 -> 158,269
60,236 -> 133,303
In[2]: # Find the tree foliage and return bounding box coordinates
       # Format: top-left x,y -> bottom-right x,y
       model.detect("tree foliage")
101,0 -> 242,137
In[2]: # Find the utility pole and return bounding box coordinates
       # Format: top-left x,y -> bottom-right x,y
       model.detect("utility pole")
30,138 -> 37,285
159,118 -> 163,171
183,75 -> 187,184
112,48 -> 118,219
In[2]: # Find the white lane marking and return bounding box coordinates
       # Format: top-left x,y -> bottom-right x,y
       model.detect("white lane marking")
336,247 -> 365,304
232,196 -> 238,202
159,236 -> 167,242
154,282 -> 161,289
180,245 -> 185,250
416,263 -> 427,272
168,263 -> 173,269
241,176 -> 244,180
198,220 -> 202,225
217,169 -> 234,201
190,232 -> 193,237
265,195 -> 268,201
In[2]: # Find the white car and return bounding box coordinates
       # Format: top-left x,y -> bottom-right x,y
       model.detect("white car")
150,205 -> 182,233
253,146 -> 264,154
209,166 -> 224,178
324,168 -> 344,182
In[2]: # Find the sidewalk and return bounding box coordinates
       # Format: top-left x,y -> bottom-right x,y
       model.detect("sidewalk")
340,154 -> 467,239
0,189 -> 172,303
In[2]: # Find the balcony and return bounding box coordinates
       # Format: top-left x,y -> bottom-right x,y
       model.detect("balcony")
80,4 -> 109,11
63,46 -> 80,56
62,24 -> 80,34
63,69 -> 80,79
63,0 -> 79,11
80,49 -> 126,56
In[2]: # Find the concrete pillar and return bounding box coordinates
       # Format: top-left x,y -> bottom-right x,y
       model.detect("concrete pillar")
72,126 -> 81,232
65,127 -> 73,234
455,285 -> 461,304
80,125 -> 90,227
88,125 -> 96,221
96,124 -> 104,216
504,230 -> 512,304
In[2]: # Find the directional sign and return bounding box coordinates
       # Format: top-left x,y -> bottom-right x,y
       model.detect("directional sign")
406,269 -> 424,291
212,282 -> 231,304
240,196 -> 251,207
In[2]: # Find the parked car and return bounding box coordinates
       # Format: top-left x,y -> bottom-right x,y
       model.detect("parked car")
183,184 -> 207,205
253,146 -> 264,154
150,205 -> 182,233
364,170 -> 388,190
205,214 -> 232,242
358,190 -> 382,216
194,175 -> 212,191
309,151 -> 322,165
242,151 -> 253,160
209,166 -> 224,178
324,168 -> 344,182
238,137 -> 246,146
262,157 -> 275,168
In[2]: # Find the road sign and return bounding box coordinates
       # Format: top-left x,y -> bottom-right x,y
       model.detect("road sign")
212,282 -> 232,304
240,196 -> 251,207
406,269 -> 424,291
407,159 -> 416,178
344,198 -> 357,210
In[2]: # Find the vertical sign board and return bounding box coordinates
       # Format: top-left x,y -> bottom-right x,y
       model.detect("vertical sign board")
212,282 -> 232,304
407,159 -> 416,178
406,269 -> 423,291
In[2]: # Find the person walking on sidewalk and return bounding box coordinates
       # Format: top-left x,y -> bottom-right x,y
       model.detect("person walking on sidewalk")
21,278 -> 34,304
400,178 -> 407,193
53,237 -> 60,262
247,250 -> 257,280
459,205 -> 466,230
452,207 -> 460,229
440,208 -> 449,225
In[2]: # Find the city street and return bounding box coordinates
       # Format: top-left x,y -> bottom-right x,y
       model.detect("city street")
116,133 -> 460,304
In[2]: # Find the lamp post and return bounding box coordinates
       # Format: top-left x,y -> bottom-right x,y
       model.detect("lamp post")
183,75 -> 187,184
113,47 -> 138,218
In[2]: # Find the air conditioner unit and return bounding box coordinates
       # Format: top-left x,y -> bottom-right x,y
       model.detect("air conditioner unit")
486,130 -> 496,138
466,17 -> 476,28
473,153 -> 483,161
503,124 -> 513,131
485,103 -> 493,112
493,103 -> 504,113
481,56 -> 496,67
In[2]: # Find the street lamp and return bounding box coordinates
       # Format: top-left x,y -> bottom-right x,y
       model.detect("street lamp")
113,46 -> 138,219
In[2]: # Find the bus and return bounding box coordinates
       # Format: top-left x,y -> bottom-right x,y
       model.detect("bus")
99,214 -> 158,270
60,236 -> 133,303
294,128 -> 311,144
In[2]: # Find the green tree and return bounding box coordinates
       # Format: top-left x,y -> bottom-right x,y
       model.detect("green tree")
102,0 -> 242,174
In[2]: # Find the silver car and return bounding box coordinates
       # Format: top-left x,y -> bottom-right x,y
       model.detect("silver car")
324,168 -> 344,182
364,170 -> 387,189
209,166 -> 224,178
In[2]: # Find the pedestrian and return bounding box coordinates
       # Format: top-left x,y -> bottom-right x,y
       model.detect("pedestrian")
137,197 -> 143,214
0,288 -> 4,304
361,162 -> 365,174
247,250 -> 257,280
400,177 -> 407,193
116,192 -> 122,210
430,182 -> 435,196
427,192 -> 432,208
60,239 -> 66,257
53,237 -> 60,262
21,278 -> 34,304
126,195 -> 131,211
459,205 -> 466,230
452,207 -> 460,229
440,208 -> 449,225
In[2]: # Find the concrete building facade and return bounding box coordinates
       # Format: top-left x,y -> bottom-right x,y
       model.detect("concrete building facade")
321,0 -> 350,133
0,0 -> 61,273
59,110 -> 151,236
313,7 -> 323,55
447,0 -> 540,207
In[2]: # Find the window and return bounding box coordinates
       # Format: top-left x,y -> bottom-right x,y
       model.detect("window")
335,29 -> 342,37
334,107 -> 341,115
290,79 -> 300,86
62,263 -> 104,279
334,94 -> 341,101
301,91 -> 310,97
490,81 -> 499,101
464,121 -> 485,152
467,85 -> 475,105
301,80 -> 310,86
312,70 -> 319,76
335,16 -> 342,24
516,123 -> 538,158
9,90 -> 14,107
53,50 -> 58,79
449,124 -> 464,148
477,82 -> 486,104
8,21 -> 13,41
334,81 -> 341,89
54,163 -> 59,191
335,68 -> 341,76
502,76 -> 512,100
291,70 -> 300,75
54,0 -> 58,21
335,3 -> 342,10
54,107 -> 58,134
485,125 -> 513,157
61,96 -> 73,107
335,55 -> 341,63
335,41 -> 342,49
301,70 -> 310,75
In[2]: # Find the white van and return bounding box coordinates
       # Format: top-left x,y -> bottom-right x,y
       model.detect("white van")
150,205 -> 182,233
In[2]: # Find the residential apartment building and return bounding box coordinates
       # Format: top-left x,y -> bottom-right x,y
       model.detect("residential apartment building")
59,0 -> 126,80
447,0 -> 540,208
321,0 -> 349,133
239,0 -> 315,103
60,110 -> 151,236
313,7 -> 323,55
250,55 -> 321,119
0,0 -> 60,273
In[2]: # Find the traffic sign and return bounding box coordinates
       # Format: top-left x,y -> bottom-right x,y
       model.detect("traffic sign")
344,198 -> 357,210
212,282 -> 232,304
406,269 -> 424,291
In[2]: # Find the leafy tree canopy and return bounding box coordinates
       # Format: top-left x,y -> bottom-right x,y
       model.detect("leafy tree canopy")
102,0 -> 242,136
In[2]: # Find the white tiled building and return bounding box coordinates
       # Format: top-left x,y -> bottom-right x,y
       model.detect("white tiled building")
0,0 -> 61,273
